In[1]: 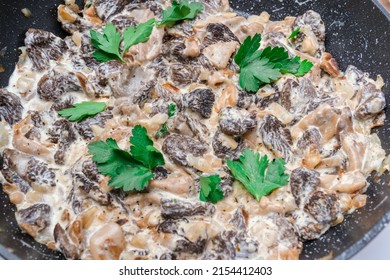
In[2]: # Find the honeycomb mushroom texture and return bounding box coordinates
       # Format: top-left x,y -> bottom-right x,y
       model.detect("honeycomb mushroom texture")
0,89 -> 23,125
0,0 -> 387,260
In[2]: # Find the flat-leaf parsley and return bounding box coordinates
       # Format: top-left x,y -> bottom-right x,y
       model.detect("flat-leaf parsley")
58,101 -> 106,121
88,125 -> 165,191
235,34 -> 313,92
90,19 -> 155,63
199,175 -> 224,204
159,0 -> 203,27
227,148 -> 289,201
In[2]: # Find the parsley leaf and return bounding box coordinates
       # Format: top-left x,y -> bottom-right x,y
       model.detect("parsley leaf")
234,34 -> 262,67
88,139 -> 133,176
288,28 -> 301,40
226,148 -> 289,201
108,165 -> 154,191
295,59 -> 314,76
122,18 -> 156,57
90,23 -> 123,62
155,123 -> 169,139
239,58 -> 281,92
235,34 -> 314,92
90,19 -> 155,63
199,174 -> 224,204
88,125 -> 164,192
159,0 -> 203,27
156,103 -> 176,139
58,102 -> 106,121
130,125 -> 165,169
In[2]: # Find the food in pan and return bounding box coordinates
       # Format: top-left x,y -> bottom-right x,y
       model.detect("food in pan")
0,0 -> 387,259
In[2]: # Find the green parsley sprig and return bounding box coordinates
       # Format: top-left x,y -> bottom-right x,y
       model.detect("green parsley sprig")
90,1 -> 203,63
227,148 -> 289,201
88,125 -> 165,191
58,101 -> 106,121
199,174 -> 224,204
90,19 -> 155,63
158,0 -> 203,27
235,33 -> 313,92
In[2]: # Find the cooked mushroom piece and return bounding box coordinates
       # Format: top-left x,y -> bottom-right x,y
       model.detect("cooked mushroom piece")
290,167 -> 320,207
170,63 -> 200,87
294,10 -> 325,41
203,41 -> 239,69
259,114 -> 293,161
237,89 -> 254,109
157,219 -> 178,234
54,223 -> 81,260
203,231 -> 237,260
345,65 -> 368,87
199,0 -> 231,14
17,204 -> 51,237
92,60 -> 144,98
175,238 -> 207,255
292,211 -> 329,240
48,119 -> 77,165
355,83 -> 386,120
219,107 -> 257,136
296,127 -> 322,151
94,0 -> 127,20
161,198 -> 215,219
25,158 -> 56,189
320,52 -> 339,77
162,134 -> 208,166
1,148 -> 56,191
212,130 -> 245,159
304,190 -> 339,224
72,172 -> 111,205
291,104 -> 340,142
25,29 -> 68,71
203,23 -> 240,47
74,111 -> 113,140
37,69 -> 82,101
1,153 -> 31,193
89,222 -> 126,260
0,89 -> 23,126
293,10 -> 325,57
183,88 -> 215,118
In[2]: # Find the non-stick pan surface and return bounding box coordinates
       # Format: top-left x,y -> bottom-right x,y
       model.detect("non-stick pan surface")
0,0 -> 389,260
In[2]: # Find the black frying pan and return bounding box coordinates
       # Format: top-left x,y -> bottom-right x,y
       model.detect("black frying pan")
0,0 -> 389,260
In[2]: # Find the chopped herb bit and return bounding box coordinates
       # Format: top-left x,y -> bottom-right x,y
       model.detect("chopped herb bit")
167,103 -> 177,118
289,28 -> 301,40
156,103 -> 177,139
85,0 -> 92,9
155,123 -> 169,139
